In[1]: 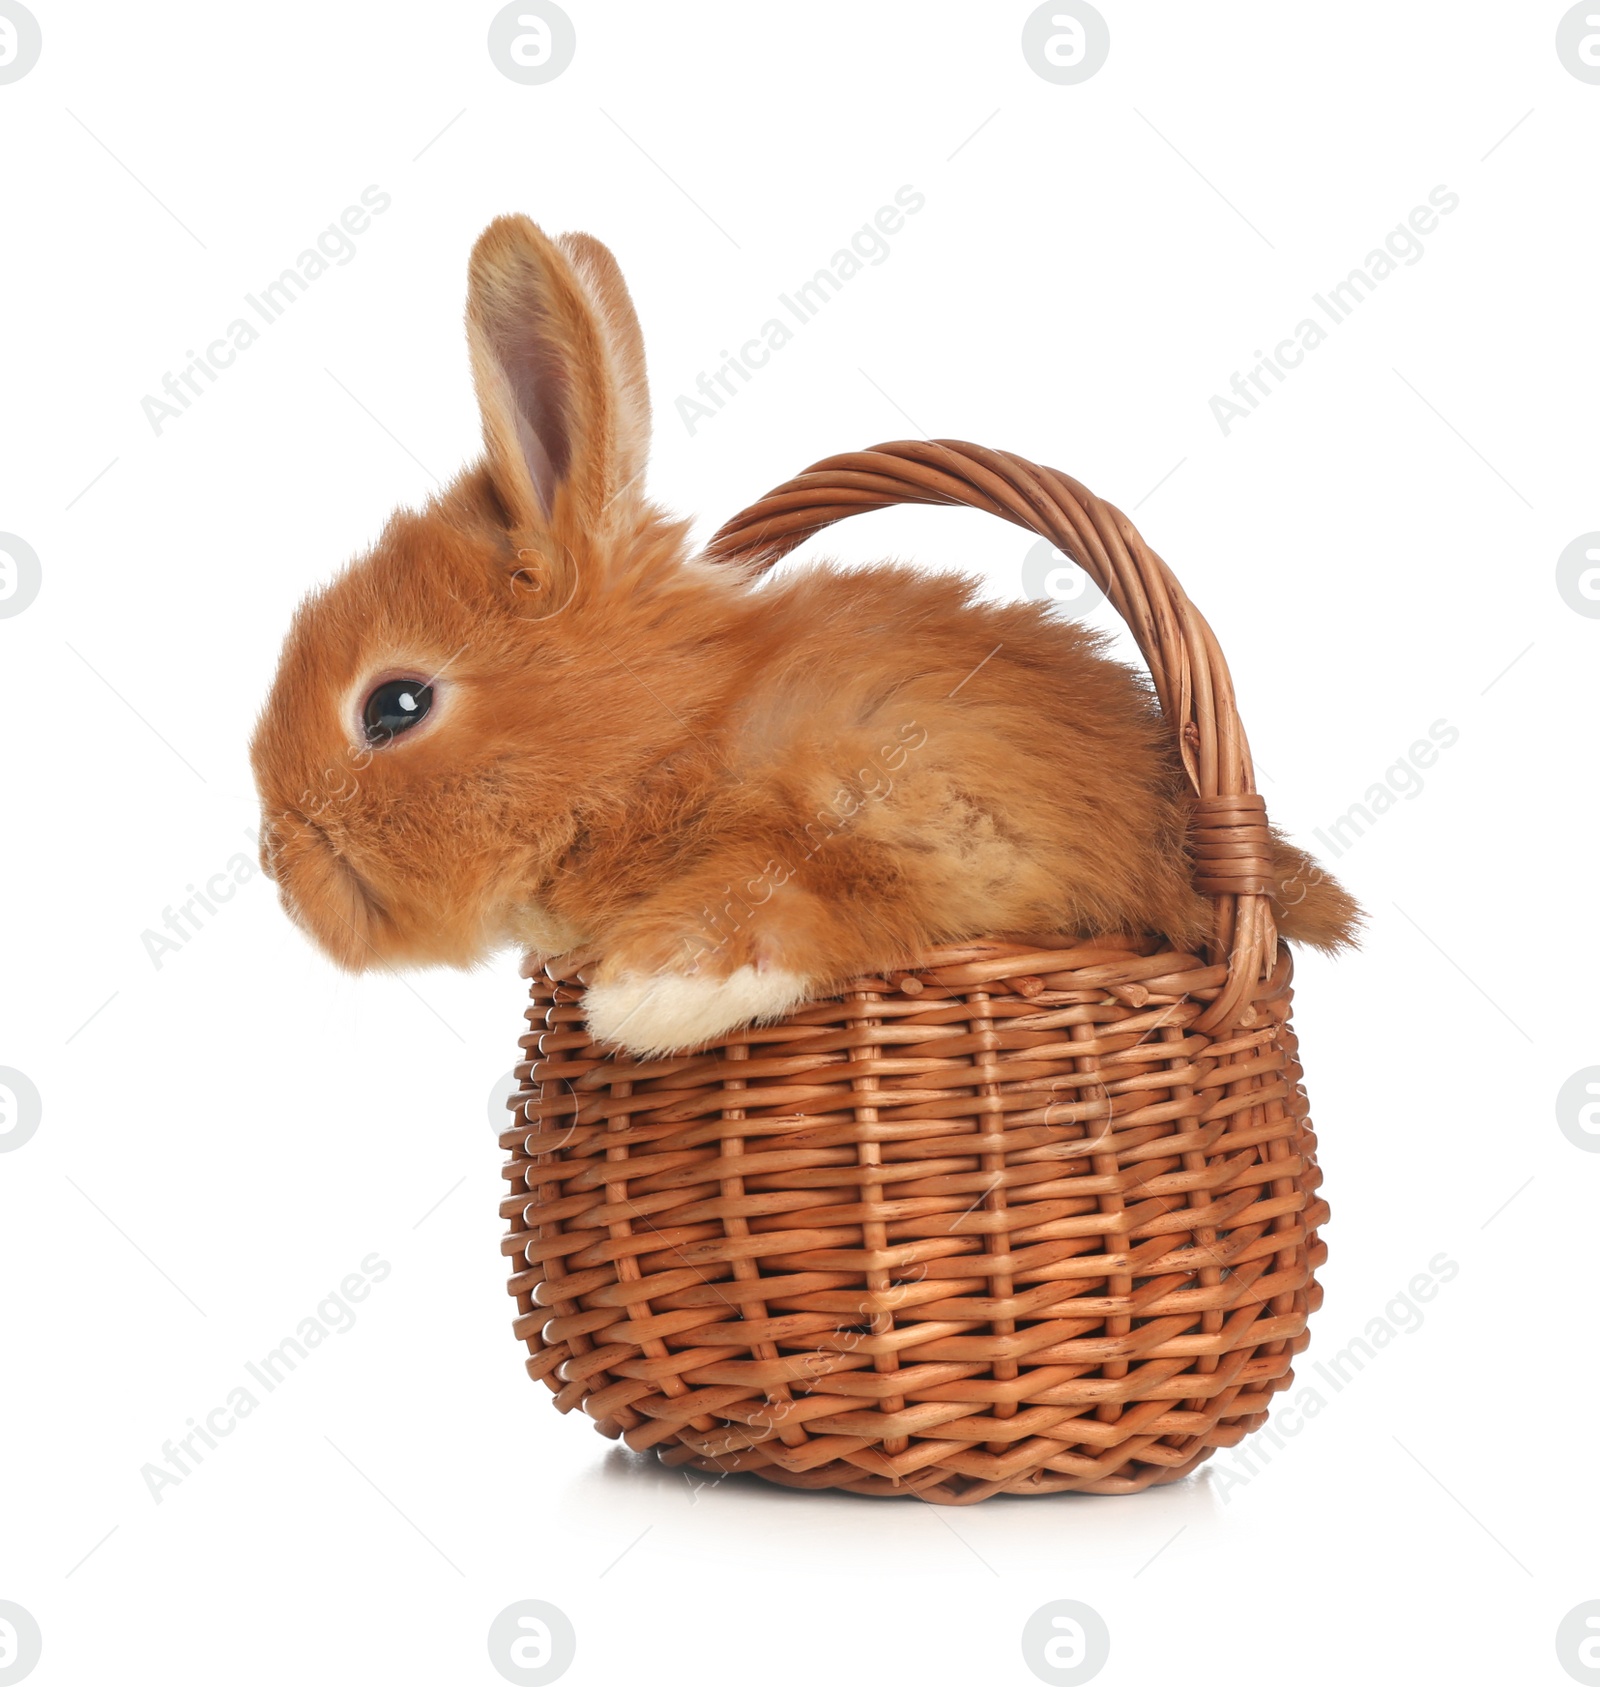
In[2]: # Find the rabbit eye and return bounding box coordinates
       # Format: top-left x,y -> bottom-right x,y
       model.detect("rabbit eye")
362,678 -> 434,744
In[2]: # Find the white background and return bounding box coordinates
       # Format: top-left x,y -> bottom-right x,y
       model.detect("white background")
2,3 -> 1596,1683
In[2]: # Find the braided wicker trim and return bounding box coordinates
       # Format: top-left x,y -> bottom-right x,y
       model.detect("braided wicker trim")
1189,794 -> 1276,898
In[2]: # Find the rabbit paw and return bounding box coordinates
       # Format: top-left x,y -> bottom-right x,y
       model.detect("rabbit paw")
584,963 -> 810,1057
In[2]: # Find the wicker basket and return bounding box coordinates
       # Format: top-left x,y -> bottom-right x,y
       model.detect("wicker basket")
498,440 -> 1327,1505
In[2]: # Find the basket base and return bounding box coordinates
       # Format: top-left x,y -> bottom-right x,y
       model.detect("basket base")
642,1352 -> 1299,1504
504,934 -> 1328,1503
668,1442 -> 1229,1504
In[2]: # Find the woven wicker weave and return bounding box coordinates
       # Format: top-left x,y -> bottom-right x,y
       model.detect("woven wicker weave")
499,441 -> 1327,1505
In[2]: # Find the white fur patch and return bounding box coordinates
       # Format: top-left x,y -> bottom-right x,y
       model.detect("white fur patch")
584,965 -> 811,1057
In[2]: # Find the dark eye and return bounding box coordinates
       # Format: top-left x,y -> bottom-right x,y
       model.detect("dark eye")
362,678 -> 434,744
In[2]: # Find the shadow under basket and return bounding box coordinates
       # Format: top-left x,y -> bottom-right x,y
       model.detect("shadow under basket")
497,440 -> 1329,1506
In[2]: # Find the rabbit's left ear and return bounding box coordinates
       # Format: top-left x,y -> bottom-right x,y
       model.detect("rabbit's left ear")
464,216 -> 651,538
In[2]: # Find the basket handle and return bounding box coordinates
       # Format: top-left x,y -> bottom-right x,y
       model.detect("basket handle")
702,438 -> 1277,1030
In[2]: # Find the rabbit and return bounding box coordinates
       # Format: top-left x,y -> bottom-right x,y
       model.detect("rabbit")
250,214 -> 1360,1058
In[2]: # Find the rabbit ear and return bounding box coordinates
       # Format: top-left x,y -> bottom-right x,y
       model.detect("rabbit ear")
465,216 -> 651,538
557,231 -> 651,500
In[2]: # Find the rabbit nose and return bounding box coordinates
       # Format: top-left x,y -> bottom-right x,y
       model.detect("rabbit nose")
258,808 -> 389,972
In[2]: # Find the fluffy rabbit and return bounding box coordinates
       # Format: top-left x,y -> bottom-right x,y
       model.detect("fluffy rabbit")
250,215 -> 1359,1056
